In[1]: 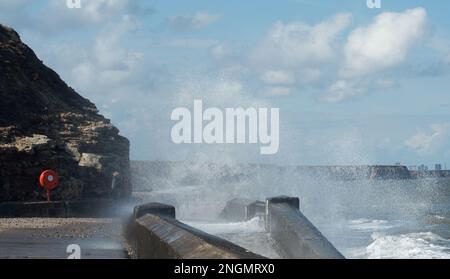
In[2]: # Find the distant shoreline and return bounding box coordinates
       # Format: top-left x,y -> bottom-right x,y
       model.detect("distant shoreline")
131,161 -> 450,191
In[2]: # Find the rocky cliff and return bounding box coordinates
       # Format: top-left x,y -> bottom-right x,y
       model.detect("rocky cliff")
0,24 -> 131,201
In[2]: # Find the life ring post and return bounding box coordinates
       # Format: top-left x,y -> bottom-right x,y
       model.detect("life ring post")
39,170 -> 60,202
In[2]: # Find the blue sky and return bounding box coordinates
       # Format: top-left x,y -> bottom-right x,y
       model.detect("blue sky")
1,0 -> 450,167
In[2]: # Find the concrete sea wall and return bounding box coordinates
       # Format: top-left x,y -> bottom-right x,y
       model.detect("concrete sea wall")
131,161 -> 413,191
220,195 -> 344,259
265,196 -> 344,259
127,202 -> 265,259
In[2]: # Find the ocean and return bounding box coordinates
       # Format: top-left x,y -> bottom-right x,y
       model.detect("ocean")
133,164 -> 450,259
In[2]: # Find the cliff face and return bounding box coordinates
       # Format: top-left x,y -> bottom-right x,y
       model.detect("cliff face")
0,24 -> 131,201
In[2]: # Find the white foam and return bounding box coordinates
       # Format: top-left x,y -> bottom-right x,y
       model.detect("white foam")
358,232 -> 450,259
348,218 -> 399,231
184,217 -> 265,235
184,217 -> 281,258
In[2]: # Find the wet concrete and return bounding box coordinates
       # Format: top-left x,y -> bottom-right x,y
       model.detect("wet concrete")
266,196 -> 344,259
0,218 -> 128,259
124,202 -> 266,259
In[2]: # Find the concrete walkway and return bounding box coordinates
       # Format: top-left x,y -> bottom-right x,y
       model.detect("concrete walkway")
0,218 -> 129,259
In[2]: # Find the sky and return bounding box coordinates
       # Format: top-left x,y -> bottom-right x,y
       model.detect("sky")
1,0 -> 450,167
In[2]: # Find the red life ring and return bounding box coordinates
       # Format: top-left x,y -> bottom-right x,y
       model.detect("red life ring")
39,170 -> 60,190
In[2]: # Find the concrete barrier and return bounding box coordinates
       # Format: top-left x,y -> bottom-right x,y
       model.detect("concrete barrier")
0,201 -> 65,217
134,202 -> 175,219
265,196 -> 344,259
0,199 -> 122,218
219,198 -> 265,221
128,202 -> 265,259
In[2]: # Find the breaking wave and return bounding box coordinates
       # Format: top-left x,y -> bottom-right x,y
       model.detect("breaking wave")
185,217 -> 265,235
357,232 -> 450,259
348,218 -> 400,231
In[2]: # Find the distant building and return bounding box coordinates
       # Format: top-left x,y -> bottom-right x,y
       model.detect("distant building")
435,164 -> 442,171
418,164 -> 429,172
395,162 -> 402,166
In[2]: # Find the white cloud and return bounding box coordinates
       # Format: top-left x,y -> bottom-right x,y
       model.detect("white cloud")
374,79 -> 397,89
321,80 -> 367,102
66,16 -> 143,91
93,15 -> 140,69
250,13 -> 352,68
72,61 -> 96,89
260,70 -> 295,85
2,0 -> 150,34
321,77 -> 397,102
210,44 -> 231,60
162,38 -> 218,49
168,12 -> 220,31
301,68 -> 322,84
341,7 -> 427,78
61,0 -> 131,23
318,8 -> 428,102
248,8 -> 430,102
406,124 -> 450,155
263,87 -> 291,97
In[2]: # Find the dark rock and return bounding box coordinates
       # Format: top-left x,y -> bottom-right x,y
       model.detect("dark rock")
0,24 -> 131,202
